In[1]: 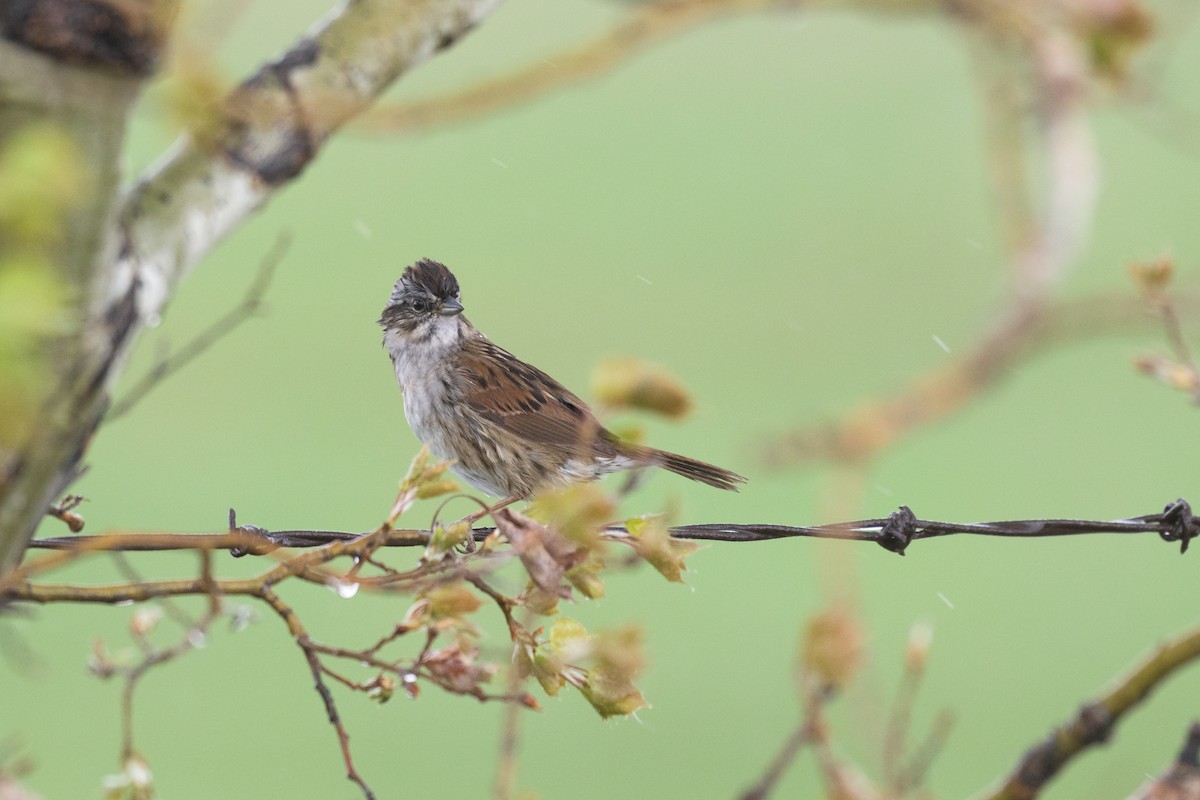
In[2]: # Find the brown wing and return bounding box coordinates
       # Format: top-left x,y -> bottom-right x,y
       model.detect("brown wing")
456,336 -> 615,457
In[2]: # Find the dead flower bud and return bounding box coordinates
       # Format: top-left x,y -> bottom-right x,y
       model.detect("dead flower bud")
129,606 -> 163,638
626,514 -> 699,584
87,638 -> 116,679
801,607 -> 864,691
0,771 -> 40,800
1076,0 -> 1154,84
1133,355 -> 1200,395
537,618 -> 648,719
426,520 -> 471,557
426,583 -> 483,620
549,617 -> 592,664
228,604 -> 258,633
566,555 -> 607,600
520,585 -> 566,617
496,508 -> 587,597
525,646 -> 568,696
905,622 -> 934,673
422,643 -> 497,693
516,618 -> 584,696
1130,256 -> 1173,295
102,752 -> 154,800
528,484 -> 614,548
580,625 -> 648,719
366,673 -> 395,704
398,446 -> 456,500
591,625 -> 645,680
417,478 -> 461,500
512,640 -> 547,693
592,357 -> 693,419
581,670 -> 647,720
397,598 -> 431,633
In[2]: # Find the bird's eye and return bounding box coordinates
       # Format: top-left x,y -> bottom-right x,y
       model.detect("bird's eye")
410,298 -> 430,313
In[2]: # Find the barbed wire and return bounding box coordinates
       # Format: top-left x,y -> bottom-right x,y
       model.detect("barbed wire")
25,498 -> 1199,557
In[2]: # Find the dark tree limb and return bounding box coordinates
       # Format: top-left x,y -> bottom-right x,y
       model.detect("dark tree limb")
984,631 -> 1200,800
1128,723 -> 1200,800
0,0 -> 502,575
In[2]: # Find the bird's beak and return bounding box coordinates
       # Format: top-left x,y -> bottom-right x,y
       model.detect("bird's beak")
438,298 -> 464,317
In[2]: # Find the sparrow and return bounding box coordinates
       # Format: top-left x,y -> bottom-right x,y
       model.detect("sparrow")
379,259 -> 745,509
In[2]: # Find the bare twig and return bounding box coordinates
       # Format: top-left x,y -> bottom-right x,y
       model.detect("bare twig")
46,496 -> 85,533
893,709 -> 954,795
257,586 -> 377,800
883,659 -> 923,786
760,289 -> 1200,466
983,628 -> 1200,800
739,718 -> 817,800
116,553 -> 220,762
766,2 -> 1100,469
493,608 -> 535,800
109,551 -> 197,631
1131,258 -> 1200,403
356,0 -> 778,135
107,231 -> 290,421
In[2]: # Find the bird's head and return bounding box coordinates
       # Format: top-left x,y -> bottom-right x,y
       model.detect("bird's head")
379,258 -> 467,353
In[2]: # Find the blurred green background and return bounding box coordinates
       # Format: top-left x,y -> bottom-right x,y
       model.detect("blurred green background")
6,1 -> 1200,797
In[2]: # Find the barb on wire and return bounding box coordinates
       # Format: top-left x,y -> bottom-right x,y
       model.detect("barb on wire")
24,498 -> 1200,557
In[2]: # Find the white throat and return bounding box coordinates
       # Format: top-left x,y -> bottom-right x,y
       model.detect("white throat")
385,316 -> 462,391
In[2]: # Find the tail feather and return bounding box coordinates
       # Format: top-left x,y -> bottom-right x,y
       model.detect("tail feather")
643,447 -> 746,492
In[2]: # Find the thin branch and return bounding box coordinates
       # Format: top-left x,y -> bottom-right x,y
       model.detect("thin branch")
1132,259 -> 1200,403
107,231 -> 290,420
883,660 -> 922,787
762,289 -> 1200,467
894,709 -> 954,795
739,720 -> 816,800
493,608 -> 534,800
46,496 -> 86,533
109,550 -> 197,631
983,628 -> 1200,800
257,587 -> 377,800
355,0 -> 777,135
765,4 -> 1098,469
